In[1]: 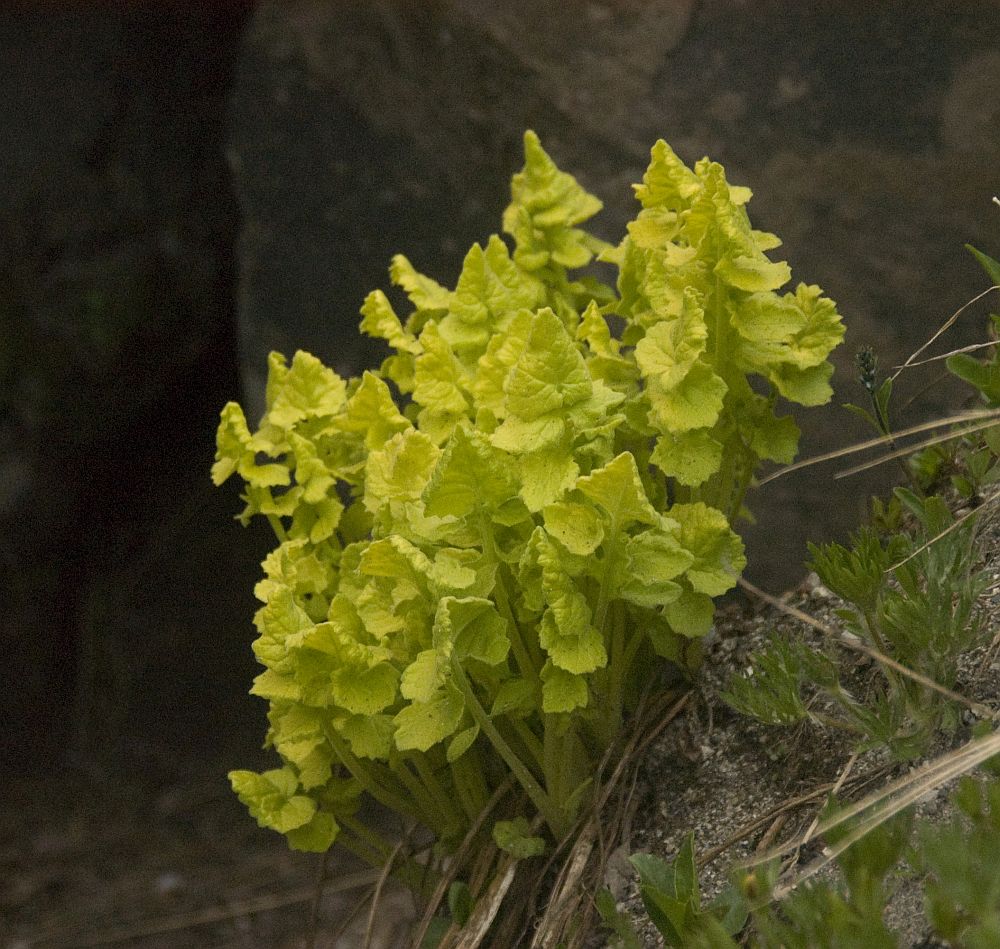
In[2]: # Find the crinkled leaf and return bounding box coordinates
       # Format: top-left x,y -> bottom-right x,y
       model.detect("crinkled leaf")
213,402 -> 290,488
491,413 -> 566,454
442,236 -> 544,355
330,661 -> 400,716
393,683 -> 465,752
434,596 -> 509,667
339,714 -> 394,760
518,446 -> 579,512
575,452 -> 660,528
360,536 -> 432,588
542,501 -> 604,555
627,206 -> 685,251
267,351 -> 347,429
665,589 -> 715,638
772,361 -> 835,406
252,586 -> 313,673
400,649 -> 446,704
748,410 -> 800,464
229,767 -> 317,834
302,495 -> 345,544
734,285 -> 844,386
540,662 -> 589,713
389,253 -> 452,311
286,810 -> 338,853
288,432 -> 335,505
471,309 -> 534,416
647,360 -> 728,433
423,426 -> 519,518
533,530 -> 606,674
650,429 -> 724,486
634,288 -> 707,390
503,130 -> 603,272
493,308 -> 592,434
634,139 -> 702,210
413,322 -> 472,441
620,530 -> 691,608
250,668 -> 301,702
715,253 -> 791,293
428,548 -> 479,594
335,371 -> 411,451
267,704 -> 331,787
670,502 -> 746,596
360,289 -> 420,354
576,299 -> 620,357
364,429 -> 441,514
538,593 -> 606,675
256,540 -> 328,604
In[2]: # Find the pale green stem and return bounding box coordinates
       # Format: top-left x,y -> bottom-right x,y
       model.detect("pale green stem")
592,535 -> 621,636
322,724 -> 422,820
543,714 -> 561,806
340,814 -> 394,860
620,624 -> 645,687
511,719 -> 546,775
451,654 -> 564,837
266,513 -> 287,543
478,514 -> 541,680
558,725 -> 580,827
450,748 -> 489,821
390,750 -> 451,835
591,526 -> 626,750
410,752 -> 463,830
606,602 -> 627,740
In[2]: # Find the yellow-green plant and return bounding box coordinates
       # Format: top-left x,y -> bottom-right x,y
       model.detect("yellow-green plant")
214,133 -> 843,877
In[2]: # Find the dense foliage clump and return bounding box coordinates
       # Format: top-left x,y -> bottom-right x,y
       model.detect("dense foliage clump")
213,132 -> 843,866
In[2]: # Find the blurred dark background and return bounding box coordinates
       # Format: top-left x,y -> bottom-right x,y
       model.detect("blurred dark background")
3,0 -> 999,782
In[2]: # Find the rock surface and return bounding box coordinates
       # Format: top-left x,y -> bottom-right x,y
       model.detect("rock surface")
229,0 -> 1000,589
1,4 -> 263,769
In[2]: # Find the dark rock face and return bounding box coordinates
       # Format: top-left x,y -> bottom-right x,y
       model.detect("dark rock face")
229,0 -> 1000,588
5,1 -> 999,771
1,4 -> 263,771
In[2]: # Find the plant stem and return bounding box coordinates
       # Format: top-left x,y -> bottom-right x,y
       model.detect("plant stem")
411,751 -> 464,830
479,514 -> 541,679
390,750 -> 452,835
620,624 -> 645,685
557,721 -> 578,827
451,747 -> 489,820
451,654 -> 564,837
543,714 -> 561,807
322,724 -> 423,821
511,719 -> 546,775
266,513 -> 287,543
340,814 -> 395,861
592,534 -> 622,636
606,601 -> 627,742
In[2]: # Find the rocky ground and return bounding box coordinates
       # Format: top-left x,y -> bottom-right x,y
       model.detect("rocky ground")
614,511 -> 1000,947
8,505 -> 998,948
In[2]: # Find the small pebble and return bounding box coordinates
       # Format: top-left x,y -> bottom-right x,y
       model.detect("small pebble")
154,871 -> 185,898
